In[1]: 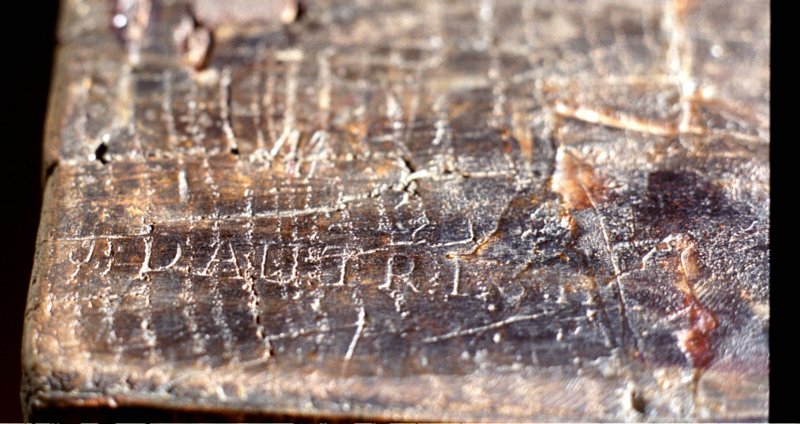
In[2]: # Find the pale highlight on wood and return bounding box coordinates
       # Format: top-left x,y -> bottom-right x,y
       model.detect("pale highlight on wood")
24,0 -> 768,421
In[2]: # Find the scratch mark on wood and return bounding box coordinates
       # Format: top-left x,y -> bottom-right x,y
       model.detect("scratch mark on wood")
344,306 -> 366,361
423,313 -> 546,343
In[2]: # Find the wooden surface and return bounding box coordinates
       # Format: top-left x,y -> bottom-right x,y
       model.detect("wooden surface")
23,0 -> 769,421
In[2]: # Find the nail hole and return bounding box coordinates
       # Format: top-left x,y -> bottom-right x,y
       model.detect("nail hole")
94,143 -> 110,164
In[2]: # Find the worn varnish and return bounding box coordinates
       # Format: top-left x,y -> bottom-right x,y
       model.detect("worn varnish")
23,0 -> 769,421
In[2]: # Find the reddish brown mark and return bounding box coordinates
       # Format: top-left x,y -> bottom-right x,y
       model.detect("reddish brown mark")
550,148 -> 607,211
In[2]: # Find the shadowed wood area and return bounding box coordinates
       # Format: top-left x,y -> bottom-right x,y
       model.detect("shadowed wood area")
23,0 -> 768,421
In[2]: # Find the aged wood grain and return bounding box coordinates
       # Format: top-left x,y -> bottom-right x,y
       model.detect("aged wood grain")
24,0 -> 769,421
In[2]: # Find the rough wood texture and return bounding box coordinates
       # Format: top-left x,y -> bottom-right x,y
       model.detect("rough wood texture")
24,0 -> 769,421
